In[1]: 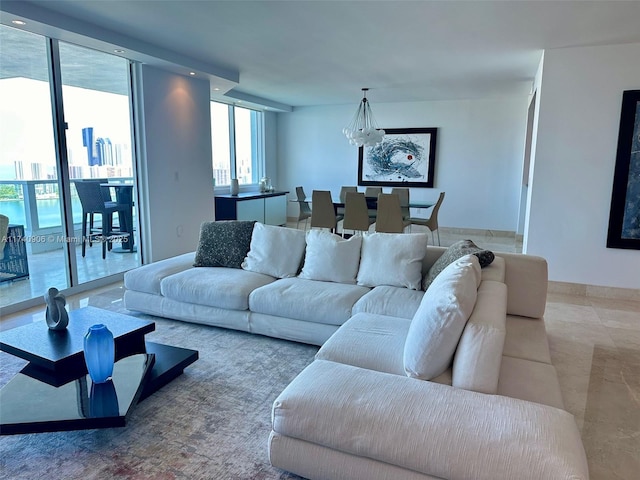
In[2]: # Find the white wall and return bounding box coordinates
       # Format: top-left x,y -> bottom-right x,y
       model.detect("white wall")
527,43 -> 640,289
276,97 -> 529,232
137,65 -> 214,262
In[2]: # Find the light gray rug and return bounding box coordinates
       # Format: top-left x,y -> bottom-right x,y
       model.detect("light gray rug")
0,310 -> 318,479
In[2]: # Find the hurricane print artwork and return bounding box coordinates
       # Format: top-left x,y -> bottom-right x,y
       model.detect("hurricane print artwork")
621,99 -> 640,240
358,128 -> 437,188
365,137 -> 426,182
607,90 -> 640,249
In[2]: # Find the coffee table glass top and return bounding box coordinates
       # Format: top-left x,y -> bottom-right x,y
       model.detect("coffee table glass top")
0,306 -> 154,374
0,353 -> 155,435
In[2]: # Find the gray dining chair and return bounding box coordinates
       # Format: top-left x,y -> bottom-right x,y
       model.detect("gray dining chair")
342,192 -> 374,236
409,192 -> 445,245
375,193 -> 411,233
364,187 -> 382,221
364,187 -> 382,198
336,186 -> 358,222
310,190 -> 337,232
295,186 -> 312,230
391,187 -> 410,220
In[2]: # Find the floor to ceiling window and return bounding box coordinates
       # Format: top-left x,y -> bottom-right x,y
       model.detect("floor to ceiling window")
0,25 -> 141,309
58,41 -> 140,284
211,101 -> 264,187
0,25 -> 70,305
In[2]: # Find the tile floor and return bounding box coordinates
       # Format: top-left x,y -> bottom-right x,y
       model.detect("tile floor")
0,240 -> 140,308
1,227 -> 638,479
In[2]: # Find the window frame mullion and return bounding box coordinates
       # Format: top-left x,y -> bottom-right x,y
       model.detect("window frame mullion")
228,105 -> 237,180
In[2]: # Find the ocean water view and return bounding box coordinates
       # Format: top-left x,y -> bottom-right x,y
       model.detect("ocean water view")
0,198 -> 82,229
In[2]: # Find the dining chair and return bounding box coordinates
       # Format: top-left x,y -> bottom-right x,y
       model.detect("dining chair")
363,187 -> 381,221
74,181 -> 130,259
375,193 -> 411,233
310,190 -> 337,232
339,186 -> 358,202
342,192 -> 375,236
76,178 -> 114,234
364,187 -> 382,198
391,187 -> 410,220
296,186 -> 308,201
336,186 -> 358,221
409,192 -> 445,245
295,186 -> 312,230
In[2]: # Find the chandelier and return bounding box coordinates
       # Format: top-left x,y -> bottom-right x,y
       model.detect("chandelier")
343,88 -> 385,147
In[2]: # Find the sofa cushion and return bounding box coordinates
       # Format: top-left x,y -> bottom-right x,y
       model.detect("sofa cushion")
299,230 -> 362,284
481,255 -> 505,283
503,315 -> 552,364
249,278 -> 370,326
404,255 -> 481,380
316,312 -> 411,375
160,267 -> 276,310
124,252 -> 195,295
452,280 -> 507,394
351,286 -> 424,319
193,220 -> 256,268
356,233 -> 428,290
242,223 -> 306,278
423,239 -> 494,290
498,356 -> 565,409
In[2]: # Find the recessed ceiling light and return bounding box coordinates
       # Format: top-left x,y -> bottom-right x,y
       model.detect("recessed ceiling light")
12,20 -> 26,25
213,87 -> 220,91
189,72 -> 196,76
114,49 -> 125,54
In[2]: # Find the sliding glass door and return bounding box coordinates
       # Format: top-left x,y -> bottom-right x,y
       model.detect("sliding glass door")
0,26 -> 70,306
58,42 -> 139,284
0,25 -> 140,308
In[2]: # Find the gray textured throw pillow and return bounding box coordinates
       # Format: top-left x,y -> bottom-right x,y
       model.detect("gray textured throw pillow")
423,239 -> 494,290
194,220 -> 256,268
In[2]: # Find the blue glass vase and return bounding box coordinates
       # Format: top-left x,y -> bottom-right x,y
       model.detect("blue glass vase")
83,324 -> 115,384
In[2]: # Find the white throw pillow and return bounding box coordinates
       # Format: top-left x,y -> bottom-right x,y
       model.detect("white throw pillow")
403,254 -> 481,380
241,223 -> 306,278
299,230 -> 362,284
356,233 -> 428,290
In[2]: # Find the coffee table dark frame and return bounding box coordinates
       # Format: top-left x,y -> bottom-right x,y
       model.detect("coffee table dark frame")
0,307 -> 198,434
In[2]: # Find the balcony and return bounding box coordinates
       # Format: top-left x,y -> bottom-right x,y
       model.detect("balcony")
0,179 -> 140,308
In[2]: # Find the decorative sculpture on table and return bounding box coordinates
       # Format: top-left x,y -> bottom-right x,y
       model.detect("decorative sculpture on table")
44,287 -> 69,330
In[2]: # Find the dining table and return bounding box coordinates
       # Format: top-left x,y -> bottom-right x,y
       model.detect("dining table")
331,197 -> 434,210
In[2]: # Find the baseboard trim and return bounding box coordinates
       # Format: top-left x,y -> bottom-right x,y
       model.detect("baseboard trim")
438,226 -> 516,238
548,281 -> 640,301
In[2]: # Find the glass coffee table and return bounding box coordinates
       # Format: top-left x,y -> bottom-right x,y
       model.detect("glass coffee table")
0,307 -> 198,435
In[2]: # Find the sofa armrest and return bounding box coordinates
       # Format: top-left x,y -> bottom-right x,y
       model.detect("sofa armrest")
124,251 -> 196,295
272,360 -> 588,480
496,252 -> 548,318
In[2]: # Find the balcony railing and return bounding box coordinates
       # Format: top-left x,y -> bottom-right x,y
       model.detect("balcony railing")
0,178 -> 133,254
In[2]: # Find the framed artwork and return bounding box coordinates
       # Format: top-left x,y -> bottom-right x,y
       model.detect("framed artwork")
607,90 -> 640,250
358,127 -> 437,187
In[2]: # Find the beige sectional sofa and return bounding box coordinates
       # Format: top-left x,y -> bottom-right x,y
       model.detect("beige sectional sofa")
123,223 -> 588,479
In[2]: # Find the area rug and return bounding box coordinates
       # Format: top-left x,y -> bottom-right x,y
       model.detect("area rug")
0,310 -> 318,479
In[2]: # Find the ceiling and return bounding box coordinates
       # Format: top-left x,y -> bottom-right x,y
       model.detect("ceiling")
2,1 -> 640,109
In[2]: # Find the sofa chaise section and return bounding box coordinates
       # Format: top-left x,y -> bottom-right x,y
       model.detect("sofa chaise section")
269,360 -> 589,480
